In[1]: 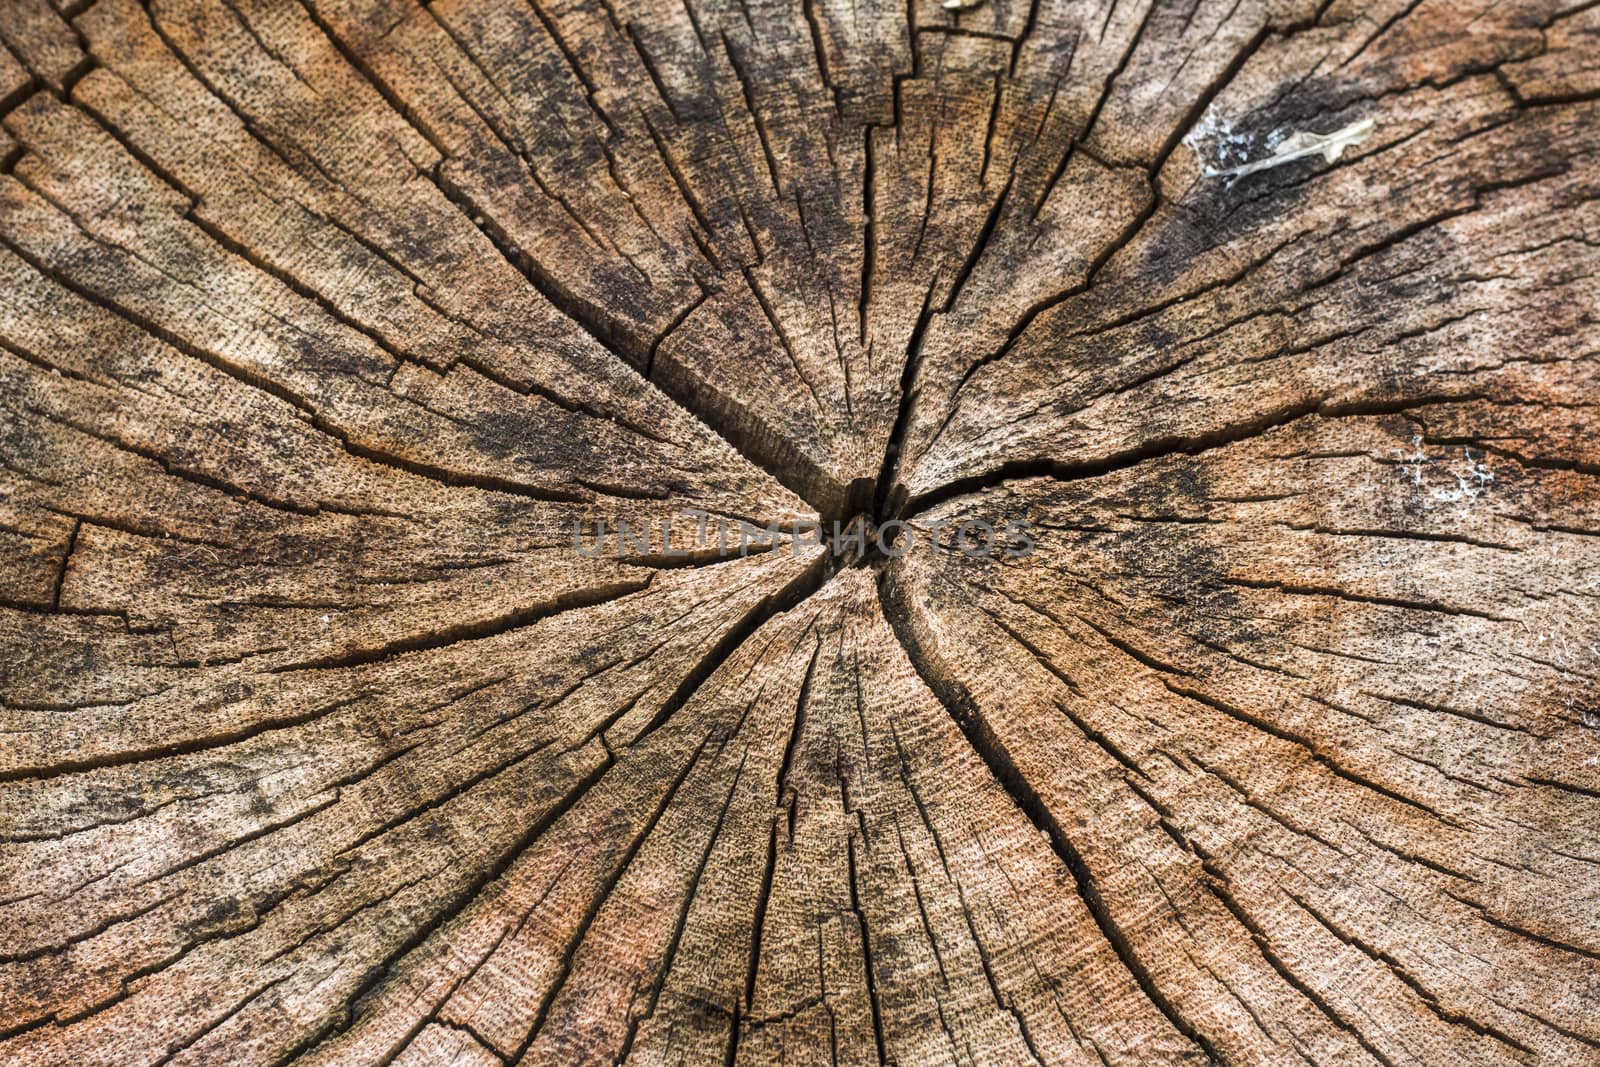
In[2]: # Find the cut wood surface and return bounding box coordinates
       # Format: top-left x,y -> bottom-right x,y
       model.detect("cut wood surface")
0,0 -> 1596,1064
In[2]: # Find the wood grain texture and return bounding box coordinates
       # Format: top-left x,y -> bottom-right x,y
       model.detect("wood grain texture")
0,0 -> 1595,1064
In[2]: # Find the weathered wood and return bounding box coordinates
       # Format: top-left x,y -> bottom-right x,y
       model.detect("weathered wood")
1,0 -> 1596,1064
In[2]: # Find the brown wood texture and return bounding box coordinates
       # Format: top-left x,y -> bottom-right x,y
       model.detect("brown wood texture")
1,0 -> 1598,1063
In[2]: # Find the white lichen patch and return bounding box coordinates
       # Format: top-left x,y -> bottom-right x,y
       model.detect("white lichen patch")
1183,107 -> 1259,172
1190,115 -> 1376,183
1396,436 -> 1495,516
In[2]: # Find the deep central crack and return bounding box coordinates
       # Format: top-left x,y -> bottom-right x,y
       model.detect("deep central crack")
821,513 -> 889,570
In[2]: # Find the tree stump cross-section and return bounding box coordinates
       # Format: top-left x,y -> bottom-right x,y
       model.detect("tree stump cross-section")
1,0 -> 1597,1064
